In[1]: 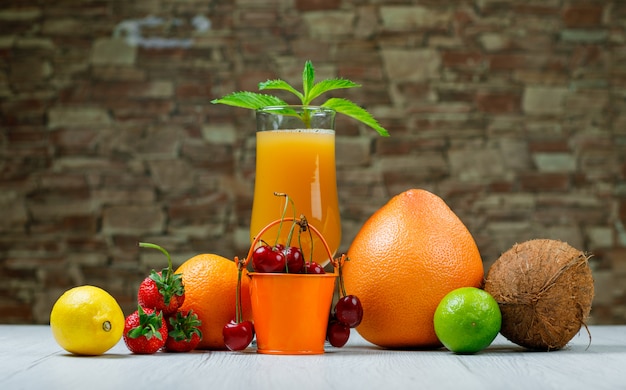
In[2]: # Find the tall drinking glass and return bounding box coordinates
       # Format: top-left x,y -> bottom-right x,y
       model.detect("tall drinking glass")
251,106 -> 340,266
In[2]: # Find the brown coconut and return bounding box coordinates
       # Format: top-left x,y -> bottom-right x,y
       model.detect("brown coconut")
484,239 -> 594,351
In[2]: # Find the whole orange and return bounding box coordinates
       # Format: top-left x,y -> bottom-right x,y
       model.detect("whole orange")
343,189 -> 484,348
175,254 -> 252,350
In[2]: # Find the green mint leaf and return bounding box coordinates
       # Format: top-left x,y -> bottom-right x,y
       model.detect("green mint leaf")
322,98 -> 390,137
302,60 -> 315,103
306,79 -> 361,105
258,79 -> 303,102
211,92 -> 288,110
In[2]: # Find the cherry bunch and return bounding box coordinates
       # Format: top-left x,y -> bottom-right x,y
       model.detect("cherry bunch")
223,195 -> 328,351
251,221 -> 325,275
326,255 -> 363,348
223,193 -> 363,351
250,194 -> 325,275
224,217 -> 324,351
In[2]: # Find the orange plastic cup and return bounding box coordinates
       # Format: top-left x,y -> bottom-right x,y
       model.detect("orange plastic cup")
249,272 -> 337,354
241,216 -> 340,355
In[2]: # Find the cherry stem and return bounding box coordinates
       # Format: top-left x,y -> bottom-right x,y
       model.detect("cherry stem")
295,216 -> 314,272
286,222 -> 297,252
272,192 -> 296,249
281,193 -> 298,247
337,254 -> 348,297
297,221 -> 305,268
234,257 -> 244,323
306,221 -> 314,267
138,242 -> 173,271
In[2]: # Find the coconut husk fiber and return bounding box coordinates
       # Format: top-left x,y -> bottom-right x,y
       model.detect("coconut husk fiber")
484,239 -> 594,351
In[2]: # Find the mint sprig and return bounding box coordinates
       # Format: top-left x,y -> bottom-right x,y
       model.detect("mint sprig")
211,61 -> 389,137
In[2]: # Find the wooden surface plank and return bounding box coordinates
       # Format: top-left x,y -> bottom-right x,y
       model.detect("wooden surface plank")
0,325 -> 624,389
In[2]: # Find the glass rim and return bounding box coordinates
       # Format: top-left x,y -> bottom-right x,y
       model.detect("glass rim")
255,105 -> 335,114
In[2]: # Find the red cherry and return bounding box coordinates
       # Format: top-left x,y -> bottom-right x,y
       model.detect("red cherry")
252,245 -> 286,273
303,261 -> 325,274
326,320 -> 350,347
335,295 -> 363,328
223,319 -> 255,351
283,246 -> 304,274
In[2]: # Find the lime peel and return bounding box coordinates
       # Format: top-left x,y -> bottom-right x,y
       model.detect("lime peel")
433,287 -> 502,354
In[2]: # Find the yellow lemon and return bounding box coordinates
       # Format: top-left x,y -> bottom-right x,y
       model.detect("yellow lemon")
50,285 -> 125,355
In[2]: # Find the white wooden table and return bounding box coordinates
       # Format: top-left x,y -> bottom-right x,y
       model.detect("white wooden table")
0,325 -> 624,389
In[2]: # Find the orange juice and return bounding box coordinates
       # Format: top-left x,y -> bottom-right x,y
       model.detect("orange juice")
250,129 -> 341,265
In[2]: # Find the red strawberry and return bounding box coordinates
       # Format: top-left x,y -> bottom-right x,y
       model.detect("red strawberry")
164,310 -> 203,352
138,270 -> 185,315
123,306 -> 168,354
137,242 -> 185,315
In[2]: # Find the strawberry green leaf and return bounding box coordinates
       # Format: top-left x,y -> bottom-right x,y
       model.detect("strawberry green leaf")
149,268 -> 185,305
140,242 -> 185,306
168,310 -> 203,342
128,306 -> 164,340
211,92 -> 288,110
322,98 -> 390,137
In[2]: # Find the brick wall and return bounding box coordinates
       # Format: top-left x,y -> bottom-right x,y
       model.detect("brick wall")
1,0 -> 625,324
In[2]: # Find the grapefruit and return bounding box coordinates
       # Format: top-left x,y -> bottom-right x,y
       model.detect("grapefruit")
343,189 -> 484,348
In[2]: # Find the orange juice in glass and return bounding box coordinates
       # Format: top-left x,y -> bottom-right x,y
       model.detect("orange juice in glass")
251,106 -> 340,266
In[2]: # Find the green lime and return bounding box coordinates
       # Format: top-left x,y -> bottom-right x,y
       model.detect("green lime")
433,287 -> 502,354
